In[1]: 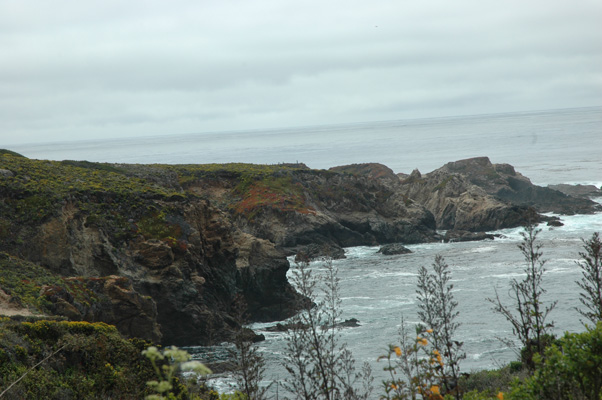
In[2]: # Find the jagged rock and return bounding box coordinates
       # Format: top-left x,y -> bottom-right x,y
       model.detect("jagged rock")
400,164 -> 529,231
442,157 -> 600,215
265,318 -> 360,332
444,230 -> 496,243
399,156 -> 601,232
377,243 -> 412,255
236,327 -> 266,343
231,167 -> 439,250
337,318 -> 361,327
264,322 -> 307,332
548,184 -> 602,199
547,220 -> 564,227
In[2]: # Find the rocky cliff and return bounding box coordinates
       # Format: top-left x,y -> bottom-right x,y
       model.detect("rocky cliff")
0,155 -> 305,345
398,157 -> 600,231
1,152 -> 596,345
0,154 -> 439,345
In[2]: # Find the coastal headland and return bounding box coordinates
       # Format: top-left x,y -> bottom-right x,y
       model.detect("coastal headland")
0,150 -> 599,345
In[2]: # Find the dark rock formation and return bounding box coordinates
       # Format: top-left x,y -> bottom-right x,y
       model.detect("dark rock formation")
337,318 -> 361,327
264,318 -> 361,332
293,243 -> 346,262
377,243 -> 412,255
399,157 -> 601,231
227,166 -> 439,249
441,157 -> 600,215
444,230 -> 496,243
547,220 -> 564,227
548,184 -> 602,199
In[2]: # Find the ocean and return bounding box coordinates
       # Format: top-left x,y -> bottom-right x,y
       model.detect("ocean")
10,106 -> 602,185
9,106 -> 602,396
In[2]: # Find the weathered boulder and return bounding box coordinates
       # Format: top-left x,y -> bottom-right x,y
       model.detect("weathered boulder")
0,169 -> 14,178
377,243 -> 412,255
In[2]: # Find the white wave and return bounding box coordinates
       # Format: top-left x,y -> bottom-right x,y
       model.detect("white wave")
343,246 -> 380,258
465,246 -> 496,253
488,272 -> 525,279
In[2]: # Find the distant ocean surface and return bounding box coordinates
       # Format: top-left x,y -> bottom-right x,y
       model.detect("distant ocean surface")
10,106 -> 602,186
10,107 -> 602,395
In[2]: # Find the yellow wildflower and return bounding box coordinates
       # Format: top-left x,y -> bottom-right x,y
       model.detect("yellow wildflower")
497,392 -> 504,400
418,338 -> 428,346
426,328 -> 433,333
430,385 -> 440,395
391,383 -> 398,390
394,346 -> 402,357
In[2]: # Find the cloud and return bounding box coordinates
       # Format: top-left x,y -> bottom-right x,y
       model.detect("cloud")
1,0 -> 601,145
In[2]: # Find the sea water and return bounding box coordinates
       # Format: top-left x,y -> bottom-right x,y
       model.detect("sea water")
10,106 -> 602,185
9,106 -> 602,395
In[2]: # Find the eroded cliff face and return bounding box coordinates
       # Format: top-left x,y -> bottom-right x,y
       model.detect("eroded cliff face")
22,199 -> 301,345
0,156 -> 308,345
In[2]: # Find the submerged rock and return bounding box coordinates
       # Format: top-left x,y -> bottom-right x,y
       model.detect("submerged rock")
444,230 -> 496,243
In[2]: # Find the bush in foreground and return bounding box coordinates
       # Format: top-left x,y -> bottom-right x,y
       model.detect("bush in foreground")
0,319 -> 155,399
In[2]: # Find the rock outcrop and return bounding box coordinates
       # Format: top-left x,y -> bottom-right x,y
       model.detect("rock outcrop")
377,243 -> 412,255
195,164 -> 440,249
399,157 -> 601,231
547,184 -> 602,199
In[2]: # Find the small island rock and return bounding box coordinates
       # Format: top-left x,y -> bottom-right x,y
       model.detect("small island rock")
378,243 -> 412,255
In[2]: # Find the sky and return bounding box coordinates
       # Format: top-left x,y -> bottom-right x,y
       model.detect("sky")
1,0 -> 601,146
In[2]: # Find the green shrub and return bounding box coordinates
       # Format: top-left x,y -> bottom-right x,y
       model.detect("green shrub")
509,322 -> 602,399
0,319 -> 156,399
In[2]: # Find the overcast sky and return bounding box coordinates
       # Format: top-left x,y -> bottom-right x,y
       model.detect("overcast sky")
1,0 -> 601,146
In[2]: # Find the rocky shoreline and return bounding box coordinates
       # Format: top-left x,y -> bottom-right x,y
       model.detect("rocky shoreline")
0,150 -> 599,345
